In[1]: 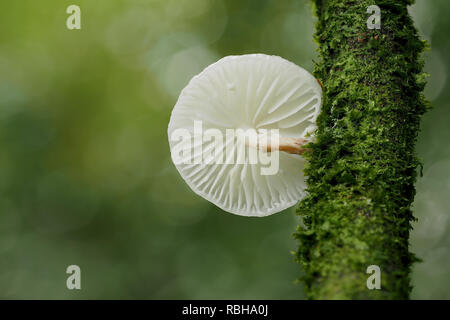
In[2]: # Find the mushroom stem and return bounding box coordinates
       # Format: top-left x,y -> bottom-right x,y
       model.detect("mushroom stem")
278,137 -> 310,155
258,137 -> 310,155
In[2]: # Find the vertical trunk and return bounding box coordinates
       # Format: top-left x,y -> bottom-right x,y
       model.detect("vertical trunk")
295,0 -> 428,299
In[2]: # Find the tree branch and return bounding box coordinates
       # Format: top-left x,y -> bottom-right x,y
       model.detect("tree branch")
295,0 -> 428,299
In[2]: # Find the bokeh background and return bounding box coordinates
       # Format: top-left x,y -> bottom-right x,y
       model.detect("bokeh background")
0,0 -> 448,299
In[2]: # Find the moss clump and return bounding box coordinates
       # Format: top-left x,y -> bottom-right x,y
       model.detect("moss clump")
295,0 -> 429,299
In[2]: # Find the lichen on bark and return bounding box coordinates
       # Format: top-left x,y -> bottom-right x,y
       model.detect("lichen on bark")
295,0 -> 429,299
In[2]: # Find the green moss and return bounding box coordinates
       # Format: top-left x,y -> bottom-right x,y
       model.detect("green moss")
295,0 -> 429,299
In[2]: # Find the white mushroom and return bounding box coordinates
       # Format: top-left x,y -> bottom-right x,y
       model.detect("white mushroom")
168,54 -> 322,217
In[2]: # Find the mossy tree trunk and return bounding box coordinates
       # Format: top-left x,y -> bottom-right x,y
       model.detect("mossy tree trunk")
295,0 -> 428,299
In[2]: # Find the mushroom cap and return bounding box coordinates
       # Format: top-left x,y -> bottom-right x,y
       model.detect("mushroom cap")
168,54 -> 322,217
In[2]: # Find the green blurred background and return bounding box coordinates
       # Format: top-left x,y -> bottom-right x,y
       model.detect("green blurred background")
0,0 -> 448,299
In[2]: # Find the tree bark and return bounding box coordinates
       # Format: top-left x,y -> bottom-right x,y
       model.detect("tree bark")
295,0 -> 428,299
